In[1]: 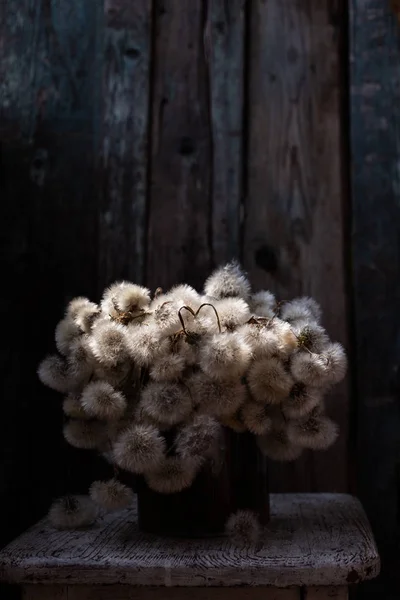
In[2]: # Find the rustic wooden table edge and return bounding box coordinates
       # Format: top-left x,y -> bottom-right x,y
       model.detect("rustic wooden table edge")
0,493 -> 380,588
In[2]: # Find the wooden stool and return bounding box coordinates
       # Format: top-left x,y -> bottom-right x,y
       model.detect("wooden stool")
0,493 -> 380,599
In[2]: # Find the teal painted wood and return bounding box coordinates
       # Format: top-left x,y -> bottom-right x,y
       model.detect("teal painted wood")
350,1 -> 400,597
243,0 -> 349,493
0,0 -> 104,558
98,0 -> 152,289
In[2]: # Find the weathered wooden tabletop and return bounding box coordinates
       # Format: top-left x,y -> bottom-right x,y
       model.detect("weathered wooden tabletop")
0,493 -> 380,588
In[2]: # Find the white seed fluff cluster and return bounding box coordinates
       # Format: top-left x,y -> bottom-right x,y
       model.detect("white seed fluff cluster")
38,262 -> 347,532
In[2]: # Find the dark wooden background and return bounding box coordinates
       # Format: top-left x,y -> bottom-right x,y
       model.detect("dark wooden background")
0,0 -> 399,598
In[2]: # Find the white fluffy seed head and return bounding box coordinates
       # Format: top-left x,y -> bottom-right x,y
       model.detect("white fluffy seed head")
201,298 -> 251,332
248,357 -> 294,404
126,324 -> 169,366
198,332 -> 252,380
38,355 -> 73,393
175,415 -> 221,463
140,382 -> 193,426
280,297 -> 321,324
225,510 -> 261,547
241,402 -> 273,435
322,342 -> 348,384
63,394 -> 90,420
149,353 -> 186,382
94,360 -> 131,387
67,338 -> 94,384
256,427 -> 303,462
288,414 -> 338,450
145,456 -> 198,494
48,495 -> 98,530
113,424 -> 166,474
74,302 -> 101,333
188,372 -> 246,417
293,321 -> 330,353
237,323 -> 280,358
168,284 -> 202,309
250,290 -> 276,318
204,261 -> 251,301
66,297 -> 93,321
63,420 -> 108,450
152,300 -> 183,336
101,281 -> 151,319
89,479 -> 134,511
55,317 -> 81,355
290,352 -> 330,387
89,320 -> 129,366
281,383 -> 323,419
269,319 -> 299,356
80,381 -> 127,420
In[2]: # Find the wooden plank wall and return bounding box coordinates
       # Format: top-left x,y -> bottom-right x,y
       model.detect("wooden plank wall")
0,0 -> 353,596
350,1 -> 400,598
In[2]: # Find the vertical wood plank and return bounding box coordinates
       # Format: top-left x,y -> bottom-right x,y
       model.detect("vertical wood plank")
99,0 -> 153,290
206,0 -> 246,265
146,0 -> 212,291
350,1 -> 400,598
0,0 -> 102,556
244,0 -> 349,493
146,0 -> 245,291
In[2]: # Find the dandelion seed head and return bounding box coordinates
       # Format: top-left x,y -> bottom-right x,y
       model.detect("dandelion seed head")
248,357 -> 293,404
63,419 -> 108,450
204,261 -> 251,301
257,427 -> 303,462
89,320 -> 129,366
48,495 -> 98,530
140,382 -> 193,426
113,424 -> 166,474
38,355 -> 73,394
149,353 -> 186,381
288,414 -> 338,450
188,372 -> 246,417
80,381 -> 127,420
250,290 -> 276,318
290,352 -> 330,387
199,332 -> 252,379
145,456 -> 198,494
55,317 -> 81,356
280,297 -> 321,324
225,510 -> 261,547
89,479 -> 134,511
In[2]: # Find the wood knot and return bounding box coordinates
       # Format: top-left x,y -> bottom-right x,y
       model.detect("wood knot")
255,245 -> 278,274
125,47 -> 140,59
179,137 -> 195,156
346,569 -> 361,583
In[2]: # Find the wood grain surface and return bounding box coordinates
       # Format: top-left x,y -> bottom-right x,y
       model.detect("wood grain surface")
0,494 -> 379,587
23,585 -> 301,600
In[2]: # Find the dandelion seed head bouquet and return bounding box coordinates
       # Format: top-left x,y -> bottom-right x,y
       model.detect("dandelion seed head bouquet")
38,261 -> 347,541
